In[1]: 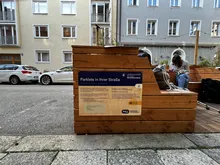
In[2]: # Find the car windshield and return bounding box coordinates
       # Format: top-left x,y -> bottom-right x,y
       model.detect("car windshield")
60,66 -> 72,71
23,66 -> 39,71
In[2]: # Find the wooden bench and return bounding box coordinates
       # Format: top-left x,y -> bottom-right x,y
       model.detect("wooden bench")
73,46 -> 198,134
189,67 -> 220,93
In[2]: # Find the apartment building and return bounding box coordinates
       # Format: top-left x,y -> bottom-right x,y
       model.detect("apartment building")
91,0 -> 117,46
117,0 -> 220,64
0,0 -> 20,64
0,0 -> 116,71
0,0 -> 91,71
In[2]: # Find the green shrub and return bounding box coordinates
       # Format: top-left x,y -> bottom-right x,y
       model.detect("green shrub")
160,60 -> 169,65
198,57 -> 212,67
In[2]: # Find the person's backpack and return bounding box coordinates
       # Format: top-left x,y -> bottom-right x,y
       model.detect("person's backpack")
199,78 -> 220,104
153,65 -> 170,90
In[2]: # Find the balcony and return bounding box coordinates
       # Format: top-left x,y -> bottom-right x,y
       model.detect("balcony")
0,36 -> 17,46
92,37 -> 111,46
91,13 -> 110,23
0,11 -> 15,22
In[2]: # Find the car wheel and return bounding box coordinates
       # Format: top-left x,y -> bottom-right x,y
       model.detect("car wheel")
40,75 -> 52,85
10,76 -> 20,85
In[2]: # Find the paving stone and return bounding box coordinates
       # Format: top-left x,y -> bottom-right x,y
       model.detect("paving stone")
202,149 -> 220,164
185,133 -> 220,147
0,152 -> 56,165
108,150 -> 164,165
0,136 -> 22,152
7,134 -> 196,152
51,151 -> 106,165
0,153 -> 7,160
157,149 -> 219,165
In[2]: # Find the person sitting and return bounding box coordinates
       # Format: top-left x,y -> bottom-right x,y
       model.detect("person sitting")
169,55 -> 190,90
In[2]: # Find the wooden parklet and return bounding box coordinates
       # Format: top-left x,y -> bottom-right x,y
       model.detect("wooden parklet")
72,46 -> 198,134
189,67 -> 220,93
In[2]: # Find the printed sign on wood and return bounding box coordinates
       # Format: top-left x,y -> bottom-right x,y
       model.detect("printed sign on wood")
78,71 -> 143,116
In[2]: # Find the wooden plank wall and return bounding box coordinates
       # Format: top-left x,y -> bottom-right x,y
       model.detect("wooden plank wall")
188,67 -> 220,93
190,67 -> 220,82
72,46 -> 198,134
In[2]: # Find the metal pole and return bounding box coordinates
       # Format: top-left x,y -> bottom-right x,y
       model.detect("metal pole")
194,30 -> 200,65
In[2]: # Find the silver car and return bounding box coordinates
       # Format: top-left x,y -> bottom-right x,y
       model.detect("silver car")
0,64 -> 41,85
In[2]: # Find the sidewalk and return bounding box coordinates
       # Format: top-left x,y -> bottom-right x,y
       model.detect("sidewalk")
1,133 -> 220,165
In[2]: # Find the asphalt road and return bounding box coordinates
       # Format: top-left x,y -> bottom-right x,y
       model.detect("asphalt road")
0,84 -> 74,136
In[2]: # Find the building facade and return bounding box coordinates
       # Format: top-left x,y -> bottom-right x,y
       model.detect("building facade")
0,0 -> 116,71
91,0 -> 117,46
117,0 -> 220,65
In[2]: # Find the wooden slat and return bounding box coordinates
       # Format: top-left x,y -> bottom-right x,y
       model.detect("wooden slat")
73,54 -> 151,69
160,90 -> 197,96
74,121 -> 195,134
74,109 -> 196,121
194,68 -> 220,74
74,83 -> 160,96
73,69 -> 157,83
189,67 -> 220,82
72,46 -> 139,55
74,95 -> 198,109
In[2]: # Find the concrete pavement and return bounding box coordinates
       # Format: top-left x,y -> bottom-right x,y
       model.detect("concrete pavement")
1,133 -> 220,165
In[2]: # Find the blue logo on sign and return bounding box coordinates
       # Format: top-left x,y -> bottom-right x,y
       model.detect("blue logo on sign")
122,109 -> 129,114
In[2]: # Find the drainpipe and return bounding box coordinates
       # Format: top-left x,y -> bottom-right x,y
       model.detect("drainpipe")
116,0 -> 121,45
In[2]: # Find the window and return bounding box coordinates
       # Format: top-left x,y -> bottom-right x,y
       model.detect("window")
146,20 -> 158,35
190,21 -> 201,36
22,66 -> 39,71
168,20 -> 180,36
61,0 -> 76,14
92,26 -> 110,45
0,0 -> 16,21
60,66 -> 73,72
62,26 -> 76,38
36,50 -> 50,63
148,0 -> 159,7
214,0 -> 220,8
63,51 -> 72,63
0,25 -> 17,45
34,25 -> 49,38
128,0 -> 139,6
127,19 -> 138,35
211,21 -> 220,37
32,0 -> 48,14
0,65 -> 5,70
4,64 -> 18,70
92,3 -> 110,23
192,0 -> 203,8
170,0 -> 181,7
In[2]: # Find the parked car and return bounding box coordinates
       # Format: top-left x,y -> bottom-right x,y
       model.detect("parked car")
0,64 -> 41,85
39,66 -> 73,85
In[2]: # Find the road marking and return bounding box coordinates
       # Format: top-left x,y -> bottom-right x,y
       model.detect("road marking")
19,108 -> 30,114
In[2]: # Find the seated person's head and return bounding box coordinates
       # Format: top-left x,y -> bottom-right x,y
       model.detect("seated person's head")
172,55 -> 182,67
138,50 -> 151,65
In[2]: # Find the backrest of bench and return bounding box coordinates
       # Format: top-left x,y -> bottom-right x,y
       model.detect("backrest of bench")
190,67 -> 220,82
